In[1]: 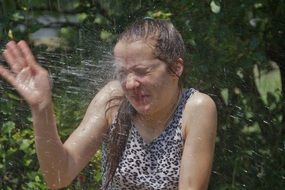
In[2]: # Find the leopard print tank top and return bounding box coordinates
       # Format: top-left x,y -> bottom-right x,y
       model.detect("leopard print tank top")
102,88 -> 196,189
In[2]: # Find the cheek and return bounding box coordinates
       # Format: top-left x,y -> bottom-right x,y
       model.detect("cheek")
146,78 -> 169,93
154,73 -> 172,85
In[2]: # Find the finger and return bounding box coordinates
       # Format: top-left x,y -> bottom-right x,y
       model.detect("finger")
2,49 -> 23,74
0,65 -> 17,87
17,41 -> 40,70
5,41 -> 26,73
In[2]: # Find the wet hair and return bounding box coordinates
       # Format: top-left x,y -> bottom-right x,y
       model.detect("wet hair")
118,18 -> 186,69
102,18 -> 185,189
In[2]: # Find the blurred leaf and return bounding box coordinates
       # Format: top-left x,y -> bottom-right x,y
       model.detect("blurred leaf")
210,1 -> 221,14
2,121 -> 15,137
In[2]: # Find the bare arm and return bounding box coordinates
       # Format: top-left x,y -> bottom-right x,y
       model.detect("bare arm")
179,92 -> 217,190
0,41 -> 122,189
33,81 -> 121,188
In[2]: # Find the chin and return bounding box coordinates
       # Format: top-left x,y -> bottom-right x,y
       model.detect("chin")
132,103 -> 151,115
127,95 -> 155,115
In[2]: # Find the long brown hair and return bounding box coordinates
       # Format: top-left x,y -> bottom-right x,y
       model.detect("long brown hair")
102,18 -> 185,189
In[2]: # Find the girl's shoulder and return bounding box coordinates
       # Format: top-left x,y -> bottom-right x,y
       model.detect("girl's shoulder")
181,90 -> 217,139
99,80 -> 124,125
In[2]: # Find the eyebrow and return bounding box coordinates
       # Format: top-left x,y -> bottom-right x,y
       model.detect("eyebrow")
114,57 -> 162,73
115,64 -> 149,73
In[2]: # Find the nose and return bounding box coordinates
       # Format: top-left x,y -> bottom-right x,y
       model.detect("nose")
124,73 -> 140,90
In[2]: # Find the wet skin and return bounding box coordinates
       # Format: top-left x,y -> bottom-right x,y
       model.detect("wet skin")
114,40 -> 181,119
0,40 -> 217,190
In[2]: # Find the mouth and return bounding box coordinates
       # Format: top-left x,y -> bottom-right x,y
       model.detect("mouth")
128,92 -> 150,104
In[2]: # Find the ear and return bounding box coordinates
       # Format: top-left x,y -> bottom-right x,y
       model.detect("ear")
173,58 -> 184,77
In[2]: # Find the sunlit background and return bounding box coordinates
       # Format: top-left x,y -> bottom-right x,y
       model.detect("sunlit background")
0,1 -> 284,189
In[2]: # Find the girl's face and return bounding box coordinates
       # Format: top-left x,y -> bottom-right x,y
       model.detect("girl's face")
114,40 -> 180,115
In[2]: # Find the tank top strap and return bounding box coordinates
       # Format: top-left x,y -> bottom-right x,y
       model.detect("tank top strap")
174,88 -> 197,120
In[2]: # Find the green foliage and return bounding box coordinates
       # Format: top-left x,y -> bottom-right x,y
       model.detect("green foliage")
0,121 -> 47,189
0,0 -> 284,189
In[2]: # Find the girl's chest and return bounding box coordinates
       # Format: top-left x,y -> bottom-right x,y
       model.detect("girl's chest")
112,125 -> 183,189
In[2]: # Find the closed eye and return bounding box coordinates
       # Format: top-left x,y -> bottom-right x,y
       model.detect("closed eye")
133,68 -> 149,76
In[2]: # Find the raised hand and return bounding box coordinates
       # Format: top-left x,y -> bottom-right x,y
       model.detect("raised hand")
0,41 -> 52,109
